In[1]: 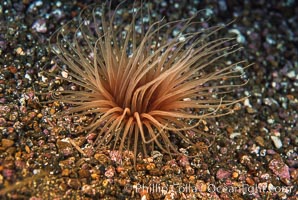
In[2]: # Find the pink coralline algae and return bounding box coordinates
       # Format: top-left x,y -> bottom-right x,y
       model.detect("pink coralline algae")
269,158 -> 290,180
216,168 -> 232,180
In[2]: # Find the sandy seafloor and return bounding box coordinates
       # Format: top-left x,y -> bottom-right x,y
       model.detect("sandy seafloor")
0,0 -> 297,199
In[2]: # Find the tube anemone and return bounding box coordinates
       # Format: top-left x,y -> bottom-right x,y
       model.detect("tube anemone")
49,2 -> 250,165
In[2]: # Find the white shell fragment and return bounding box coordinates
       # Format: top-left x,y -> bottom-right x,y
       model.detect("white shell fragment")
270,136 -> 282,149
61,71 -> 69,78
230,132 -> 241,139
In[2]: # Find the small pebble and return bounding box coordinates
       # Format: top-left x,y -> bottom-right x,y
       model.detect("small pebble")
102,179 -> 109,187
286,70 -> 296,79
32,19 -> 47,33
57,140 -> 73,156
216,169 -> 231,180
61,71 -> 68,78
61,169 -> 70,177
82,184 -> 95,196
229,132 -> 241,139
246,176 -> 255,185
270,135 -> 283,149
105,166 -> 115,178
78,169 -> 90,178
269,159 -> 290,180
255,136 -> 265,147
8,66 -> 17,74
25,145 -> 31,153
1,139 -> 14,148
67,178 -> 81,189
15,47 -> 25,55
196,180 -> 207,192
146,163 -> 156,170
232,171 -> 239,179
